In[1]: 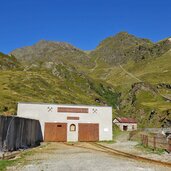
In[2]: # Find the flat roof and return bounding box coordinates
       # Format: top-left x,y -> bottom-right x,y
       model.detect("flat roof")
17,102 -> 112,108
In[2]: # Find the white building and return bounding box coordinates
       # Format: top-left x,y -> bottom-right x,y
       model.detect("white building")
113,117 -> 137,131
17,102 -> 113,142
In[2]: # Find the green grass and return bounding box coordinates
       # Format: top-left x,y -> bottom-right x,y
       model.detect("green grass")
0,145 -> 43,171
135,90 -> 170,111
112,125 -> 122,140
0,151 -> 33,171
0,64 -> 119,114
99,140 -> 116,144
0,159 -> 19,171
89,50 -> 171,89
88,49 -> 171,127
135,144 -> 165,155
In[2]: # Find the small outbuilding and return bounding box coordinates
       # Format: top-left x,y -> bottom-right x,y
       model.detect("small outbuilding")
113,117 -> 137,131
17,102 -> 113,142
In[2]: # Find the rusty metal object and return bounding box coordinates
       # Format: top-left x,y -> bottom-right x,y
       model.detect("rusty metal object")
44,123 -> 67,142
58,107 -> 88,113
78,123 -> 99,142
141,133 -> 171,152
67,117 -> 79,120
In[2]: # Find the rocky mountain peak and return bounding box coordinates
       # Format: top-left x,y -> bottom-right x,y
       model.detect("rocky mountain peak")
34,40 -> 77,50
9,40 -> 91,68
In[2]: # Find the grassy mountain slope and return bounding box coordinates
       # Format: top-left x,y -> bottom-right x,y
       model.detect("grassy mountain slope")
0,62 -> 118,115
89,39 -> 171,127
94,49 -> 171,87
2,32 -> 171,128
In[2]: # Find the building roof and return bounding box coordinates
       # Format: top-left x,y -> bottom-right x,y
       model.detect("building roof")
17,102 -> 112,108
115,117 -> 137,123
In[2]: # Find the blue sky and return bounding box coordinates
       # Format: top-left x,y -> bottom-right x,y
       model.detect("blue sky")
0,0 -> 171,53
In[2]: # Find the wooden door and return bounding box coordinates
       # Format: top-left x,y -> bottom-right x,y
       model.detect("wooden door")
78,123 -> 99,142
44,123 -> 67,142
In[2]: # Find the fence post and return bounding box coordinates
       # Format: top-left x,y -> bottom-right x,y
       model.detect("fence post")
142,135 -> 145,145
167,137 -> 171,153
2,153 -> 5,160
153,136 -> 156,150
146,135 -> 148,147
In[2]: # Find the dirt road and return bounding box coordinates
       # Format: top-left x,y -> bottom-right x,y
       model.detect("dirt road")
8,143 -> 171,171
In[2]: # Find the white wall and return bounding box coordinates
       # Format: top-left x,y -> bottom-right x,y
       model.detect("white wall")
17,103 -> 113,141
113,119 -> 137,131
67,122 -> 78,141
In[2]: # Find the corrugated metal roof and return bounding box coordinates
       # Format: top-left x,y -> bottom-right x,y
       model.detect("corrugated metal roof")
115,117 -> 137,123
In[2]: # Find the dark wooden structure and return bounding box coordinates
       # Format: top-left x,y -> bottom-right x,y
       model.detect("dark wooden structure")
44,123 -> 67,142
78,123 -> 99,142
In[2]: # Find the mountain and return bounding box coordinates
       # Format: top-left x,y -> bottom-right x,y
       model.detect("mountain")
0,52 -> 118,115
1,32 -> 171,127
0,52 -> 19,69
10,40 -> 93,69
89,32 -> 171,65
88,33 -> 171,128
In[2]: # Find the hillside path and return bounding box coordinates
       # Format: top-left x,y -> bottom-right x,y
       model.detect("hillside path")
90,57 -> 99,72
119,64 -> 142,82
119,65 -> 171,101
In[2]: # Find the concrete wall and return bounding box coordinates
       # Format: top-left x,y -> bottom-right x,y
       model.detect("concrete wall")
113,119 -> 137,131
17,103 -> 113,141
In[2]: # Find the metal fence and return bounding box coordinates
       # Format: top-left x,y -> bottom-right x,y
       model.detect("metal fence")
0,115 -> 43,152
141,133 -> 171,152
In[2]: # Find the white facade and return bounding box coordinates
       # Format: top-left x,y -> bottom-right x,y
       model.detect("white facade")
17,102 -> 113,141
113,119 -> 137,131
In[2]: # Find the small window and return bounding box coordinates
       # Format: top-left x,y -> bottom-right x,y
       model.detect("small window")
70,124 -> 76,132
57,125 -> 62,127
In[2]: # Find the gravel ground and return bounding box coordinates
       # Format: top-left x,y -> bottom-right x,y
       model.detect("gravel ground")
7,143 -> 171,171
101,132 -> 171,163
101,141 -> 171,163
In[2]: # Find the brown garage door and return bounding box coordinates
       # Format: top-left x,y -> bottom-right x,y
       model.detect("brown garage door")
78,123 -> 99,142
44,123 -> 67,142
